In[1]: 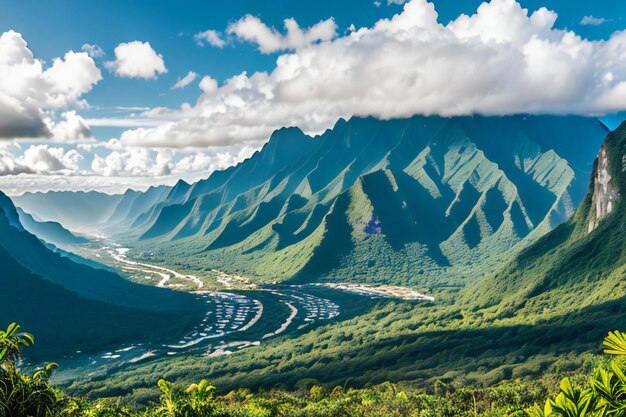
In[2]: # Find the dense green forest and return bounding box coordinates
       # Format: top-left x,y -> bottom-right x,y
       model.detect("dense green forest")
4,322 -> 626,416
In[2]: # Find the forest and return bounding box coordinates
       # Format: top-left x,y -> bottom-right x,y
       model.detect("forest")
3,322 -> 626,416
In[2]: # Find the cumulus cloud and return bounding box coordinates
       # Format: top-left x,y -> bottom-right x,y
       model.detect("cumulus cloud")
92,147 -> 171,177
117,0 -> 626,149
46,111 -> 93,142
172,71 -> 198,89
81,43 -> 105,58
105,41 -> 167,79
197,75 -> 218,95
227,15 -> 337,53
0,30 -> 101,139
194,30 -> 226,48
580,15 -> 607,26
0,144 -> 83,175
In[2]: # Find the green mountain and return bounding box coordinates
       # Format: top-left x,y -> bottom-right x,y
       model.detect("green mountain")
0,191 -> 205,362
464,120 -> 626,318
17,207 -> 89,246
112,115 -> 607,288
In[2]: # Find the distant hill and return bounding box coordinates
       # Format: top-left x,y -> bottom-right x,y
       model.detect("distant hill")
105,115 -> 607,288
13,190 -> 123,231
105,185 -> 171,230
17,207 -> 89,246
0,191 -> 204,362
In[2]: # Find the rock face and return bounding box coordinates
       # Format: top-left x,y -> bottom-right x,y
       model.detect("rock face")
589,147 -> 621,232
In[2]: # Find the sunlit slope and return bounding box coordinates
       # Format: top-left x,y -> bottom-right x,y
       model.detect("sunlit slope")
116,115 -> 606,286
465,121 -> 626,316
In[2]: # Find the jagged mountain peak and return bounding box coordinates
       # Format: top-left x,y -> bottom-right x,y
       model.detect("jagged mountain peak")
0,190 -> 24,231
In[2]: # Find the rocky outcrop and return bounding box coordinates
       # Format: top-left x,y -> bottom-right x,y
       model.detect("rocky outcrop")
589,147 -> 621,232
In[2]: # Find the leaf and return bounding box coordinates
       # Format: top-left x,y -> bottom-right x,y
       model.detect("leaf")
603,331 -> 626,356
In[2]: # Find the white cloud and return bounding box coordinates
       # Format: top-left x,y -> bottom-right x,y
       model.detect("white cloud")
92,147 -> 170,177
199,75 -> 218,94
117,0 -> 626,149
81,43 -> 105,58
175,145 -> 256,173
86,117 -> 169,128
194,30 -> 226,48
0,174 -> 186,196
387,0 -> 406,4
46,111 -> 93,143
172,71 -> 198,89
0,30 -> 101,139
580,15 -> 607,26
105,41 -> 167,79
0,144 -> 83,175
90,143 -> 256,179
227,16 -> 337,53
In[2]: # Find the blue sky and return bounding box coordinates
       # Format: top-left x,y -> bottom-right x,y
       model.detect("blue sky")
1,0 -> 622,138
0,0 -> 625,194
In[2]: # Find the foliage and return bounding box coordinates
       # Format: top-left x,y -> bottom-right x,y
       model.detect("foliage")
0,326 -> 60,417
10,321 -> 626,417
0,323 -> 34,372
527,330 -> 626,416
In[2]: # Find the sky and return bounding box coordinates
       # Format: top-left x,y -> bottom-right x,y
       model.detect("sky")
0,0 -> 625,195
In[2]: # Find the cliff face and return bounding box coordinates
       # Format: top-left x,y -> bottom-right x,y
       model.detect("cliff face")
588,147 -> 621,232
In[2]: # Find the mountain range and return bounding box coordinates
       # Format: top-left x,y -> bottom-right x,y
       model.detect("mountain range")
27,114 -> 604,289
465,120 -> 625,317
14,115 -> 609,289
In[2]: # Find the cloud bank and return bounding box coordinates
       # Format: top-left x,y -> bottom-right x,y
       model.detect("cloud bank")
119,0 -> 626,149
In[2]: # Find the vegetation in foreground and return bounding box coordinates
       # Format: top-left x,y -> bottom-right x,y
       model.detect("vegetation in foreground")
3,322 -> 626,416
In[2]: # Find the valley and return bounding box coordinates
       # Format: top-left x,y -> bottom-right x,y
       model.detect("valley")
45,232 -> 433,387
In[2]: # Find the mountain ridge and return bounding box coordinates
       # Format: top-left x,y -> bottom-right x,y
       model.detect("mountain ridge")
98,115 -> 608,288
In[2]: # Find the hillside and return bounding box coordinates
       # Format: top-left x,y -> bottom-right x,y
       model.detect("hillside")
105,185 -> 171,230
463,121 -> 626,317
0,192 -> 205,362
107,115 -> 607,288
